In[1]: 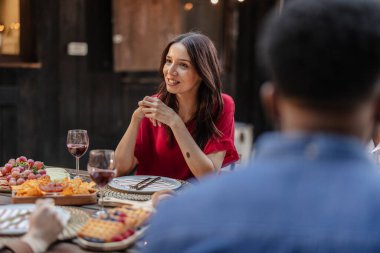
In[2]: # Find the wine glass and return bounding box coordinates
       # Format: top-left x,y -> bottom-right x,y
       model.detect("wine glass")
67,129 -> 89,178
87,149 -> 117,216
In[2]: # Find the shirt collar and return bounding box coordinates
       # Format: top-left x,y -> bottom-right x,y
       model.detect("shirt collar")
254,131 -> 369,162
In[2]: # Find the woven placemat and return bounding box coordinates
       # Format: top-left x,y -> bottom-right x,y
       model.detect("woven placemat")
103,179 -> 191,201
58,206 -> 90,240
0,206 -> 90,245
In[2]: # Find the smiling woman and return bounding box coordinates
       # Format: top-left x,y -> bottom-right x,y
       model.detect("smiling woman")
115,32 -> 239,181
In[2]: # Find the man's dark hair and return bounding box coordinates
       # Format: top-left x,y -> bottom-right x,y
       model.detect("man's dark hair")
259,0 -> 380,109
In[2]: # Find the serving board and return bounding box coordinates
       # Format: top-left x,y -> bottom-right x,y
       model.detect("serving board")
11,192 -> 97,206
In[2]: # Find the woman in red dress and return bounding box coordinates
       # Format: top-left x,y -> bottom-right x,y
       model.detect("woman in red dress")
115,32 -> 239,180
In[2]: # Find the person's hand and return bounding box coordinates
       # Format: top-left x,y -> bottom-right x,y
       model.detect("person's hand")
151,190 -> 176,208
21,199 -> 64,253
132,106 -> 145,122
138,96 -> 179,128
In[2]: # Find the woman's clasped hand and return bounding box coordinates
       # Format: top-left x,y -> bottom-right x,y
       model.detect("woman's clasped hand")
138,96 -> 177,128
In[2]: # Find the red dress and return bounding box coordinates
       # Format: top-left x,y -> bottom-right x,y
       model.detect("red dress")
134,93 -> 239,180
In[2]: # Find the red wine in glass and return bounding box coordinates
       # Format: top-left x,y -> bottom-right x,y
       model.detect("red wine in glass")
87,149 -> 117,216
67,129 -> 89,178
67,144 -> 88,158
89,168 -> 116,187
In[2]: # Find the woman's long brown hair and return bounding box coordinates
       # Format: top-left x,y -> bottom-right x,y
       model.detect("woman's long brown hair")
158,32 -> 224,149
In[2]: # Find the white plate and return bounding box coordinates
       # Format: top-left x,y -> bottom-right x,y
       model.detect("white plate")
0,204 -> 70,235
109,175 -> 181,194
76,227 -> 147,251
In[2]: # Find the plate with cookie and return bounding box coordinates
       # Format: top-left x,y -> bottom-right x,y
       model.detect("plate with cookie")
76,206 -> 152,251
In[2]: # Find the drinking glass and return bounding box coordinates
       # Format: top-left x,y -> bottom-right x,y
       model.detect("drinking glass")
67,129 -> 89,178
87,149 -> 117,216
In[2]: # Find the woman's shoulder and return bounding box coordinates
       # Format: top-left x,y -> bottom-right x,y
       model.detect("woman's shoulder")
221,93 -> 235,110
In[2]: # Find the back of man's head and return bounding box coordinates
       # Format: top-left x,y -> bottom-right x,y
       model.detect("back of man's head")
259,0 -> 380,110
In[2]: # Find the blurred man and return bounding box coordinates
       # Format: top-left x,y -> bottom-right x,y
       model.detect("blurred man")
142,0 -> 380,252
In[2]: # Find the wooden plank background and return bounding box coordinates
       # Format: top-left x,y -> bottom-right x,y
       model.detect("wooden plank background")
112,0 -> 181,72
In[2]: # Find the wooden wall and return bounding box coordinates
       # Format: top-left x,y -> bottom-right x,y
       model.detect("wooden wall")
113,0 -> 181,71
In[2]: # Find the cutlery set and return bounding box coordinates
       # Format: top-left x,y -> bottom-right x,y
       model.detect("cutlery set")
128,177 -> 162,190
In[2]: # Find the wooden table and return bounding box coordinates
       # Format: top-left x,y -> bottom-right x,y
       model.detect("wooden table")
0,168 -> 145,253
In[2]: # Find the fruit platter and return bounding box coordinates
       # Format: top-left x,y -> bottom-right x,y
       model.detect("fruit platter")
0,156 -> 47,192
76,205 -> 152,251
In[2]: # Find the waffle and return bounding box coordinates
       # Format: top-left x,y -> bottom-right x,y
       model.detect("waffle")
106,206 -> 151,228
77,218 -> 126,242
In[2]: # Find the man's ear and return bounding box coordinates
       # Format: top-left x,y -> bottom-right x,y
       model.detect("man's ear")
260,81 -> 279,127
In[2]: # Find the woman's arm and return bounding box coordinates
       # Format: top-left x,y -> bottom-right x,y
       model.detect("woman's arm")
115,108 -> 144,176
140,97 -> 225,178
170,116 -> 226,178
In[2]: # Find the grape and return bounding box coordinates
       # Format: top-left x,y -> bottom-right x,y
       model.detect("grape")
27,159 -> 34,168
16,178 -> 25,185
11,167 -> 20,173
8,159 -> 16,166
20,171 -> 29,178
39,170 -> 47,175
9,179 -> 17,186
18,156 -> 27,163
27,173 -> 36,180
11,171 -> 20,178
4,163 -> 13,171
18,166 -> 25,173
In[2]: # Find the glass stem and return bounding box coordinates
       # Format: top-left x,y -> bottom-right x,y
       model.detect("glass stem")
99,187 -> 104,212
76,157 -> 80,177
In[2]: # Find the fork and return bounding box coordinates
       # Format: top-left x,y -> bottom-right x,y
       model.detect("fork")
136,177 -> 161,190
129,177 -> 153,189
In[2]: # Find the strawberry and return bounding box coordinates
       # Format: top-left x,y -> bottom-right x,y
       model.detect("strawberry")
34,161 -> 44,170
111,235 -> 124,242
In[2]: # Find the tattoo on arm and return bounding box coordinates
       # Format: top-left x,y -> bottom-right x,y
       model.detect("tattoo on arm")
186,152 -> 190,158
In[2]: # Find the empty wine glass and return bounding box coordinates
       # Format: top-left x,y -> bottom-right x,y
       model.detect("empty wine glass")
67,129 -> 89,178
87,149 -> 117,216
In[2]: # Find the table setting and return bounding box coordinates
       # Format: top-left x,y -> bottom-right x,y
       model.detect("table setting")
0,130 -> 189,252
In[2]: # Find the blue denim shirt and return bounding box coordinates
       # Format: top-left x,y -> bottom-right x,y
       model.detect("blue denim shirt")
142,132 -> 380,253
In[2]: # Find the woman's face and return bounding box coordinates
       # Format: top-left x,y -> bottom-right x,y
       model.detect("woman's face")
163,42 -> 201,97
